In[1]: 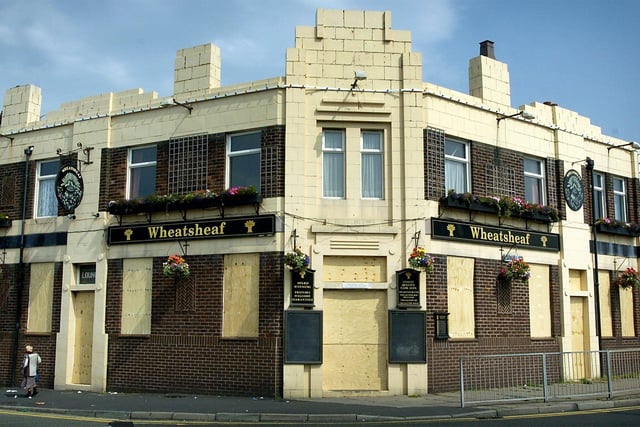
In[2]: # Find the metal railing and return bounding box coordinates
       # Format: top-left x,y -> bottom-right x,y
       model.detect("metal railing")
460,349 -> 640,407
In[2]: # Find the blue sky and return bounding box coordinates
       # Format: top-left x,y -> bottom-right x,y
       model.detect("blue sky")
1,0 -> 638,142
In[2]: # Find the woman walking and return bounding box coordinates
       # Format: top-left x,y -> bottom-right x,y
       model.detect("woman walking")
21,345 -> 41,398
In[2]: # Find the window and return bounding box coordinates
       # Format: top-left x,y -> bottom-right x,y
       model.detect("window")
524,158 -> 545,204
128,145 -> 157,199
444,138 -> 469,193
593,172 -> 606,220
323,129 -> 345,198
361,131 -> 383,199
227,131 -> 261,191
613,177 -> 627,222
36,159 -> 60,217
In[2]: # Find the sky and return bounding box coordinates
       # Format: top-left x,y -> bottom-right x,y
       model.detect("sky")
0,0 -> 638,142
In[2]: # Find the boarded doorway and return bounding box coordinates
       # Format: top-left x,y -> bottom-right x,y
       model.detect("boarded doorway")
71,291 -> 94,384
322,289 -> 387,391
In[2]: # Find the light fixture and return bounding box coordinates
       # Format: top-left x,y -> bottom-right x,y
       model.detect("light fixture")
160,97 -> 193,114
24,146 -> 34,156
67,214 -> 76,220
496,110 -> 536,124
607,141 -> 640,152
351,70 -> 367,90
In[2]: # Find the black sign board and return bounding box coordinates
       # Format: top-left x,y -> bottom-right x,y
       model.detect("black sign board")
108,214 -> 275,245
284,310 -> 322,364
291,269 -> 315,307
396,268 -> 421,308
389,310 -> 426,363
431,218 -> 560,251
78,264 -> 96,285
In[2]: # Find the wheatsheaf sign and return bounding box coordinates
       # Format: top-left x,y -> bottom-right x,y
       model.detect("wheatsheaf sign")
108,214 -> 275,245
430,218 -> 560,251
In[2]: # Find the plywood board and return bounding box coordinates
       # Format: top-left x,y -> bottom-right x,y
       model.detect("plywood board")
72,291 -> 94,385
447,256 -> 475,339
598,271 -> 613,337
27,263 -> 54,333
620,286 -> 635,337
322,289 -> 387,391
121,258 -> 152,335
223,253 -> 259,337
529,264 -> 551,338
322,256 -> 386,283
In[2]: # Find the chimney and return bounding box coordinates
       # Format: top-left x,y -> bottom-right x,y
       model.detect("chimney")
479,40 -> 495,59
469,40 -> 510,108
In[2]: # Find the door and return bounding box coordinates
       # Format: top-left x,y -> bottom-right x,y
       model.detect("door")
71,291 -> 94,384
322,289 -> 387,391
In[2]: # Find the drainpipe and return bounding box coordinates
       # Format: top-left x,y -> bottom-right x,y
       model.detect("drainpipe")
586,158 -> 603,353
11,145 -> 33,386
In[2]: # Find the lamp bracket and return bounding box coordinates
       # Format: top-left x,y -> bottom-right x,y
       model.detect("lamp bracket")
56,142 -> 94,172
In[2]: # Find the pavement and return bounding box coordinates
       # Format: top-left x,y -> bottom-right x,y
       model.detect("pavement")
2,387 -> 640,423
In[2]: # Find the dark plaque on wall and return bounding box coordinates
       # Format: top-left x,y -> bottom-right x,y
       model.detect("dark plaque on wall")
396,268 -> 421,308
389,310 -> 427,363
284,310 -> 322,364
291,269 -> 315,307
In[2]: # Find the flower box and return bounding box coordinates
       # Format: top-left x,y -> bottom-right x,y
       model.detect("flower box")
439,194 -> 471,210
0,218 -> 11,228
521,211 -> 553,224
221,193 -> 263,207
595,222 -> 638,237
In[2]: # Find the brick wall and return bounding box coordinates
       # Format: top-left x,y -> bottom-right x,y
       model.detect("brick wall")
105,252 -> 284,396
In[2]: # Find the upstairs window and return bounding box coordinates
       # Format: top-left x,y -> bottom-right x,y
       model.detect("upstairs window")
444,138 -> 469,193
36,159 -> 60,217
323,129 -> 345,198
524,158 -> 545,204
227,131 -> 261,191
593,172 -> 606,219
361,131 -> 383,199
613,177 -> 627,222
128,145 -> 157,199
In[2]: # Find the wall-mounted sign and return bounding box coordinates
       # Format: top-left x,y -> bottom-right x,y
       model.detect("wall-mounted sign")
290,269 -> 315,307
55,165 -> 84,210
431,218 -> 560,251
396,268 -> 421,308
78,264 -> 96,285
563,169 -> 584,211
108,214 -> 276,244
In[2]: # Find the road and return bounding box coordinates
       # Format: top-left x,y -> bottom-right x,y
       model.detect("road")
1,406 -> 640,426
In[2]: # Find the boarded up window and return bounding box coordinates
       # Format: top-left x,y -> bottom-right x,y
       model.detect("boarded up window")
322,255 -> 386,283
598,271 -> 613,337
223,253 -> 259,338
528,264 -> 551,337
27,263 -> 54,333
620,286 -> 635,337
121,258 -> 152,335
447,256 -> 475,339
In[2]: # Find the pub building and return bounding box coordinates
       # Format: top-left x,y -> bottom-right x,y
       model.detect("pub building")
0,8 -> 638,398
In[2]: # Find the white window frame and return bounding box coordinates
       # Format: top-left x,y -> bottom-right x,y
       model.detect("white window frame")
322,129 -> 346,198
361,130 -> 384,199
593,172 -> 606,220
226,131 -> 261,191
35,159 -> 60,218
127,145 -> 157,199
524,157 -> 545,204
613,177 -> 627,222
444,138 -> 470,193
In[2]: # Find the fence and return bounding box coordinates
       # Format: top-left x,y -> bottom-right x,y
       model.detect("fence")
459,349 -> 640,407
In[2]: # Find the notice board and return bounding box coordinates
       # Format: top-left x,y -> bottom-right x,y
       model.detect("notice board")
284,310 -> 322,364
388,310 -> 427,363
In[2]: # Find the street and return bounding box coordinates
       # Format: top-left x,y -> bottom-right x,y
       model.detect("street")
1,406 -> 640,426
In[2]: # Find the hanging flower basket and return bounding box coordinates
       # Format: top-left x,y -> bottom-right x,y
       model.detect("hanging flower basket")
498,257 -> 531,285
408,246 -> 435,273
616,267 -> 640,289
284,248 -> 310,273
163,254 -> 190,278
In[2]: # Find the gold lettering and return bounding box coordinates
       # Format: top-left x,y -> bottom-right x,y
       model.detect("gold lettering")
447,224 -> 456,237
245,220 -> 255,233
125,229 -> 134,241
